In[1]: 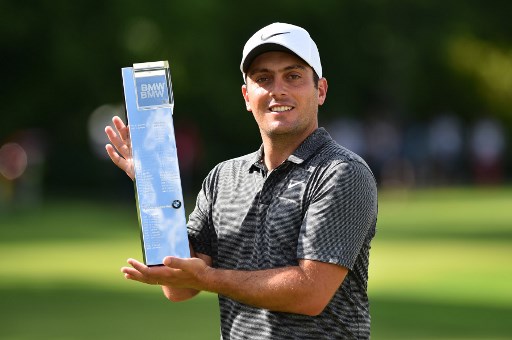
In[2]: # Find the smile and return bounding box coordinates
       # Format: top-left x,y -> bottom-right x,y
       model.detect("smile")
270,105 -> 293,112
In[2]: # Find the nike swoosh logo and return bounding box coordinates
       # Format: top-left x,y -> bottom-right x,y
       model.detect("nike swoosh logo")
261,32 -> 290,41
288,180 -> 302,189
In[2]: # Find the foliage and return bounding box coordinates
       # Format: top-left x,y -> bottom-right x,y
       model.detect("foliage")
1,1 -> 512,192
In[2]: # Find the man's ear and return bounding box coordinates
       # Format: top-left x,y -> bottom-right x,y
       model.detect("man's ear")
241,84 -> 252,111
317,78 -> 328,106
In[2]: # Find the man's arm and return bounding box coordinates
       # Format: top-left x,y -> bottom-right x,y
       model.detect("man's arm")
173,257 -> 347,316
123,254 -> 348,316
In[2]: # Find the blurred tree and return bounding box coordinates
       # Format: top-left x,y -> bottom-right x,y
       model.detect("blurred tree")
1,0 -> 511,196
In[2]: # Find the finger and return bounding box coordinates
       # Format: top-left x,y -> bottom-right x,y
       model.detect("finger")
112,116 -> 126,132
105,143 -> 123,166
105,126 -> 132,160
104,144 -> 134,180
163,256 -> 186,269
105,144 -> 133,177
127,258 -> 148,273
163,256 -> 173,267
121,266 -> 146,282
123,272 -> 157,285
112,116 -> 130,142
122,260 -> 160,285
121,266 -> 142,277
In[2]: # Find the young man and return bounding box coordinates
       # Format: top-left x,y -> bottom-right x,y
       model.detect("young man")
105,22 -> 378,339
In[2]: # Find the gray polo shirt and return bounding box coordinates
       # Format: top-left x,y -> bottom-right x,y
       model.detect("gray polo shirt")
188,128 -> 378,339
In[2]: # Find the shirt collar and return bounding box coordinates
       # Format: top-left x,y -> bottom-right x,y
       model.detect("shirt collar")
288,127 -> 332,164
247,128 -> 332,171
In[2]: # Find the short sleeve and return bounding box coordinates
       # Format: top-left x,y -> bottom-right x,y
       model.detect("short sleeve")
187,172 -> 215,257
298,161 -> 377,270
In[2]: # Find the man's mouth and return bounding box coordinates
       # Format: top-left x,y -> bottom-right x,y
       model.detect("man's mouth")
270,105 -> 293,112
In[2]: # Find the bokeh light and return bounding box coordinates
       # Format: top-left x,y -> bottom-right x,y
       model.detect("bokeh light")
0,143 -> 28,180
88,104 -> 124,159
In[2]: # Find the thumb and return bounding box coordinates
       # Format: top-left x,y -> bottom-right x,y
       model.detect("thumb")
163,256 -> 185,269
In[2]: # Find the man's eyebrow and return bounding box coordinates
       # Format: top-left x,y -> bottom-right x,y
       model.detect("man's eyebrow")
248,64 -> 307,76
248,67 -> 271,77
283,64 -> 307,71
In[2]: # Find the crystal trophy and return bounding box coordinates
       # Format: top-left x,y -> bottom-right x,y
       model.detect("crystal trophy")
121,61 -> 190,266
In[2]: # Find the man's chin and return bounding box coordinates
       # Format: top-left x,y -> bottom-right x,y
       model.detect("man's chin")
264,124 -> 306,138
265,125 -> 293,136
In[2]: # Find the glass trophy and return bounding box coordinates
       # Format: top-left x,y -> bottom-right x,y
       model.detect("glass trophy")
121,61 -> 190,266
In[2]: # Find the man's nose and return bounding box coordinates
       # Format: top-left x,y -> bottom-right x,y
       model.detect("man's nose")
269,77 -> 287,98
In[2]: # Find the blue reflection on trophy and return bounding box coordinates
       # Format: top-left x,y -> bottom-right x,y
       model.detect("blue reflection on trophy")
122,61 -> 190,266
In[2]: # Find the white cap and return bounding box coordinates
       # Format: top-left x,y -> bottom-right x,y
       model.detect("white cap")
240,22 -> 322,80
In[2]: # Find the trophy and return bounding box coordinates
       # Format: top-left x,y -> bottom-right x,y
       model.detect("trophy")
121,61 -> 190,266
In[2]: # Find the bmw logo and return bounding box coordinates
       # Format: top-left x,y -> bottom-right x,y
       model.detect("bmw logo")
172,200 -> 182,209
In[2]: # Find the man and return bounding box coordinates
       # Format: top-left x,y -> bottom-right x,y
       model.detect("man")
105,22 -> 378,339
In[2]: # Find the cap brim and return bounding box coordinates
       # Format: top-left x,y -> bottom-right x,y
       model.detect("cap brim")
242,43 -> 297,74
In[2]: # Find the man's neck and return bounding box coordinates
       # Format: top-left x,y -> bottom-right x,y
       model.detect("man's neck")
260,128 -> 316,171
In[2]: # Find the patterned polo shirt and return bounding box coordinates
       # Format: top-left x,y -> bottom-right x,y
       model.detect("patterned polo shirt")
187,128 -> 378,339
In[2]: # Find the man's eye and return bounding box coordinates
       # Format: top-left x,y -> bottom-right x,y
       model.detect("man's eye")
288,74 -> 301,80
256,76 -> 269,83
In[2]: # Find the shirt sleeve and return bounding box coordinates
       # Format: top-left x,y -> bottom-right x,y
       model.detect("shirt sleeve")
297,160 -> 378,270
187,171 -> 215,257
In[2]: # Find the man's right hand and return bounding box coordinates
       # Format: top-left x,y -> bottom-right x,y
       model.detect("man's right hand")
105,116 -> 135,180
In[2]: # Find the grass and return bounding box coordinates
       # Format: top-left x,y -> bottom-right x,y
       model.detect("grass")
0,187 -> 511,339
0,288 -> 220,339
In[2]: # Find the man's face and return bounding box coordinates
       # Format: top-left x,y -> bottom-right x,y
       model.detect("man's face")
242,51 -> 327,140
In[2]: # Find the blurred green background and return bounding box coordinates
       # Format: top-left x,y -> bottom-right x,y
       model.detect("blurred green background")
1,1 -> 511,339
